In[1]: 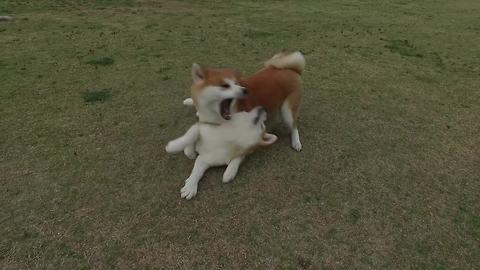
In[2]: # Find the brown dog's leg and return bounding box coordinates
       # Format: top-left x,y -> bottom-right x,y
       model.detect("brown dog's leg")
281,91 -> 302,151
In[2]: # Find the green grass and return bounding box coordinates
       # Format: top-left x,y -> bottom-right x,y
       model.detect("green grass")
82,89 -> 112,104
1,0 -> 480,269
86,57 -> 114,66
384,39 -> 423,58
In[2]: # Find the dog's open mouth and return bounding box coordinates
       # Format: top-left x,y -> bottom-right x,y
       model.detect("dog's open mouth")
220,98 -> 233,120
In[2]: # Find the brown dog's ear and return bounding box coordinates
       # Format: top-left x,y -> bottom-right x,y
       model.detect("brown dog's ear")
192,63 -> 205,83
259,133 -> 278,147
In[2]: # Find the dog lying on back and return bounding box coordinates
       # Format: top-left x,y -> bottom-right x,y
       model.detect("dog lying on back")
166,107 -> 277,199
183,51 -> 305,151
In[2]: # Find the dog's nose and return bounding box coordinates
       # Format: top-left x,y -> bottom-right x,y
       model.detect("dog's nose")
257,106 -> 266,113
242,89 -> 248,96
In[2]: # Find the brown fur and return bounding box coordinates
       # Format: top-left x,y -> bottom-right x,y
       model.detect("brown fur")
191,55 -> 303,127
191,68 -> 242,106
238,67 -> 301,117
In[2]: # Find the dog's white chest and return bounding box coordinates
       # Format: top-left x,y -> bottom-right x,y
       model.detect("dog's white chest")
195,122 -> 259,165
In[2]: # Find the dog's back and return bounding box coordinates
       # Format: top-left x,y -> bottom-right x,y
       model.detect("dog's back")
238,68 -> 301,114
238,51 -> 304,114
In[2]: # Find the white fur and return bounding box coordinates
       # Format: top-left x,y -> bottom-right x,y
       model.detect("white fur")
0,16 -> 12,21
196,114 -> 261,164
181,51 -> 303,157
281,102 -> 302,151
291,129 -> 301,151
193,79 -> 246,124
165,124 -> 199,153
191,64 -> 246,124
166,108 -> 276,200
183,98 -> 194,106
264,51 -> 305,74
181,158 -> 208,199
183,98 -> 199,118
183,144 -> 197,159
222,156 -> 244,183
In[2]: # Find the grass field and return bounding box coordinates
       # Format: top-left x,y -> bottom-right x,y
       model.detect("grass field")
1,0 -> 480,269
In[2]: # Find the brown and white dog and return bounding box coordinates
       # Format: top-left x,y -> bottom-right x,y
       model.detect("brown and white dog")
183,51 -> 305,151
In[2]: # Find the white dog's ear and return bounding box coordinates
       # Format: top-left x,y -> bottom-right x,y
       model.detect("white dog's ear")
259,133 -> 278,147
192,63 -> 205,83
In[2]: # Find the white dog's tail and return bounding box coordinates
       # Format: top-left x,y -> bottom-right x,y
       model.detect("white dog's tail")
264,51 -> 305,74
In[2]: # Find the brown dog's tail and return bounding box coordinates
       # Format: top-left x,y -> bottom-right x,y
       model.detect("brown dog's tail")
264,51 -> 305,74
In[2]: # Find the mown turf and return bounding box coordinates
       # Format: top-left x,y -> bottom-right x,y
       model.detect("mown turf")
1,0 -> 479,269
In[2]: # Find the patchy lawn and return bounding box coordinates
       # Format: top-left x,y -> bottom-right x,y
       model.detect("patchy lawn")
1,0 -> 479,269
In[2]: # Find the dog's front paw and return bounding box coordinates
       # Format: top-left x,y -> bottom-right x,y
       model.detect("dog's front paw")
184,146 -> 197,160
165,142 -> 175,153
165,141 -> 181,153
291,140 -> 302,151
290,129 -> 302,151
180,181 -> 198,200
183,98 -> 194,106
222,170 -> 236,183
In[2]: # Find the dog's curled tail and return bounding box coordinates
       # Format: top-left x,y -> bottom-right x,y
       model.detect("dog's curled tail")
264,51 -> 305,74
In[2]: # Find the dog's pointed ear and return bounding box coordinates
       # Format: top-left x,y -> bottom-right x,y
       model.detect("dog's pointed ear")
259,133 -> 278,147
192,63 -> 205,83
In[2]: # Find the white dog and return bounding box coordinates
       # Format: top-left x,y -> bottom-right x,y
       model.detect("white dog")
165,107 -> 277,199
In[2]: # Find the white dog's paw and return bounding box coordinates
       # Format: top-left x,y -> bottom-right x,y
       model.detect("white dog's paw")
183,98 -> 194,106
291,139 -> 302,151
222,170 -> 236,183
291,130 -> 302,151
184,146 -> 197,160
165,141 -> 181,153
183,98 -> 199,118
180,181 -> 198,200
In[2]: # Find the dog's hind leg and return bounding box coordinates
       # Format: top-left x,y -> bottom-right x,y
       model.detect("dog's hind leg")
222,156 -> 245,183
165,124 -> 199,154
281,92 -> 302,151
181,157 -> 210,200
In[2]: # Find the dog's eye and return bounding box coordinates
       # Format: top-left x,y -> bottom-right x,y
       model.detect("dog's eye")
220,83 -> 229,88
